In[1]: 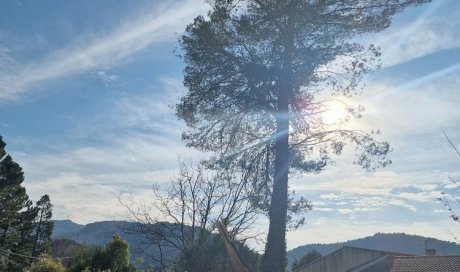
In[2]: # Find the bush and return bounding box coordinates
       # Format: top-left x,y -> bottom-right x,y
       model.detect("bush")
29,253 -> 65,272
69,235 -> 136,272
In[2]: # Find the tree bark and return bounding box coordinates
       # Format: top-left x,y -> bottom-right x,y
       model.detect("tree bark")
261,89 -> 290,272
261,8 -> 295,269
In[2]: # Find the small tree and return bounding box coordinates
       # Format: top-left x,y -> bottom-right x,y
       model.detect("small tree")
103,235 -> 133,272
120,161 -> 261,271
31,195 -> 54,260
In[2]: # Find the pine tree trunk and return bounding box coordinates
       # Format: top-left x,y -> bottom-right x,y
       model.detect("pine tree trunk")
30,210 -> 43,263
261,91 -> 290,272
261,11 -> 295,269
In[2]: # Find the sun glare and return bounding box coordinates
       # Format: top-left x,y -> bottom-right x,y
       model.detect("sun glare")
322,106 -> 347,125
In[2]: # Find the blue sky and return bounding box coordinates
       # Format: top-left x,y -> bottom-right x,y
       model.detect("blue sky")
1,0 -> 460,250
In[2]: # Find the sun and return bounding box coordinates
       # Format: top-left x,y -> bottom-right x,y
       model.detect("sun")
322,105 -> 347,125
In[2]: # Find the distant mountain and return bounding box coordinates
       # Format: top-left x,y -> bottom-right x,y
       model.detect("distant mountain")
54,221 -> 460,271
57,221 -> 134,246
52,219 -> 84,238
287,232 -> 460,270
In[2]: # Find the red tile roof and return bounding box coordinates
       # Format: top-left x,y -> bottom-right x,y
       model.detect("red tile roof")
389,256 -> 460,272
356,255 -> 460,272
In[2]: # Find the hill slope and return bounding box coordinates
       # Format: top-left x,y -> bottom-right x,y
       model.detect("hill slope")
53,220 -> 181,269
52,219 -> 84,238
287,232 -> 460,269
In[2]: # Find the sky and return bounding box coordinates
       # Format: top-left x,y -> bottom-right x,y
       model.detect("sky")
1,0 -> 460,251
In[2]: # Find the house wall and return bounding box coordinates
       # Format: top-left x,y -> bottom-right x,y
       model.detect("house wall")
296,247 -> 389,272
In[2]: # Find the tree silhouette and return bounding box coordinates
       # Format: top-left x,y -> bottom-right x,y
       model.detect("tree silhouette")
31,195 -> 54,260
177,1 -> 429,270
120,161 -> 260,271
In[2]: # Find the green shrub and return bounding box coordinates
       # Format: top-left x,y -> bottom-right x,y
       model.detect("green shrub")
29,253 -> 65,272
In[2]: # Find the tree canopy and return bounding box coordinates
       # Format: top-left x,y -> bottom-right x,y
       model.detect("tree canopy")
177,0 -> 429,271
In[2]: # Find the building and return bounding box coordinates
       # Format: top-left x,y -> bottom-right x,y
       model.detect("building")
293,246 -> 460,272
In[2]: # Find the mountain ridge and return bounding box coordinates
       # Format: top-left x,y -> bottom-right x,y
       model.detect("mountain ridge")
53,220 -> 460,270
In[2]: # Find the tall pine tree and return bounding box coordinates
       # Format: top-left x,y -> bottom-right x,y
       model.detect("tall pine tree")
177,1 -> 430,271
31,194 -> 53,261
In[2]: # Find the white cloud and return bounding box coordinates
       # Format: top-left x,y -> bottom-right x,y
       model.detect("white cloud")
337,208 -> 353,214
96,71 -> 119,85
397,191 -> 443,203
388,199 -> 417,212
0,44 -> 17,73
351,72 -> 460,140
320,193 -> 341,200
18,139 -> 197,224
10,76 -> 204,223
374,0 -> 460,67
294,170 -> 401,195
0,0 -> 207,101
292,165 -> 452,222
25,172 -> 122,224
315,207 -> 334,212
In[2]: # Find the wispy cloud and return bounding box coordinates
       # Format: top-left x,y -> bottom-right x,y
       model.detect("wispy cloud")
11,76 -> 201,223
375,0 -> 460,67
0,43 -> 17,74
16,130 -> 198,224
0,0 -> 207,101
291,166 -> 452,228
96,70 -> 119,85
